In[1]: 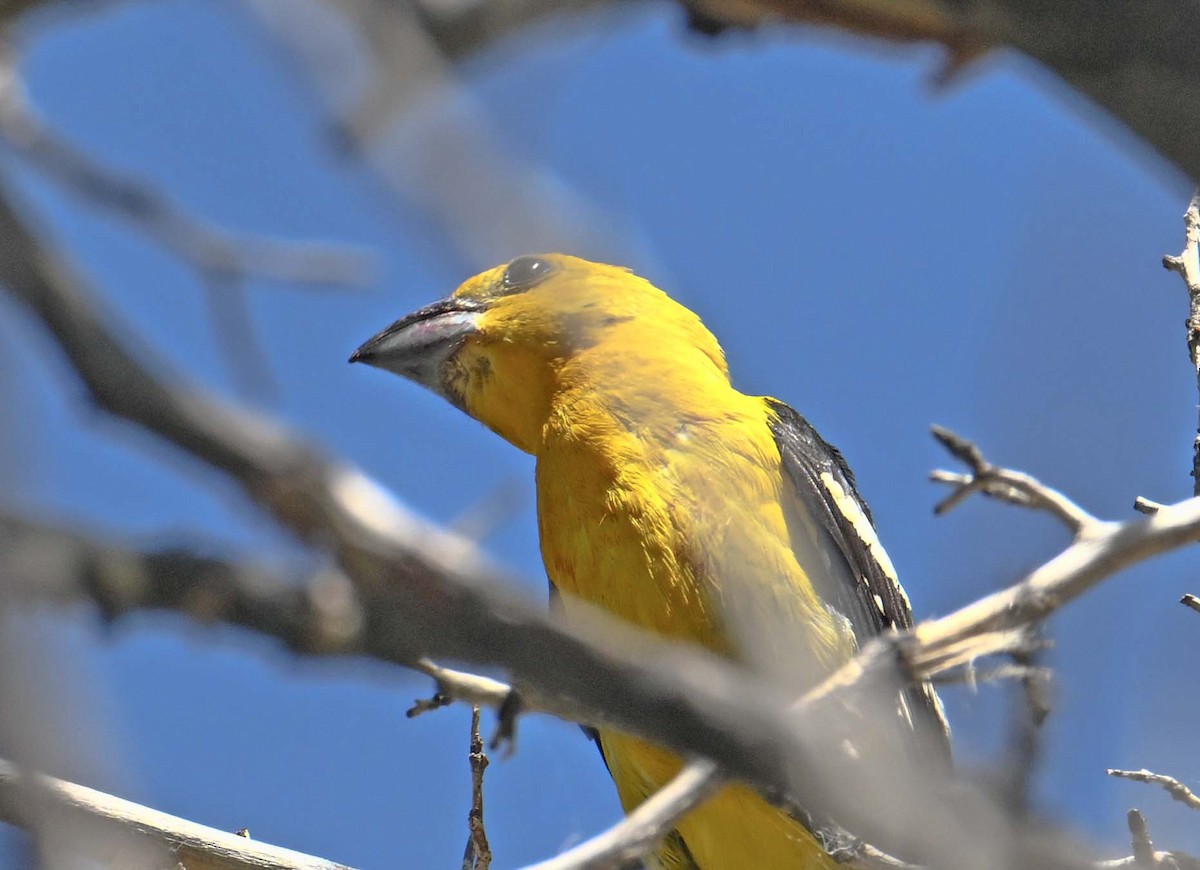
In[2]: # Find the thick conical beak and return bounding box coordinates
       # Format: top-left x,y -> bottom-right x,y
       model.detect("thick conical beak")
349,298 -> 483,397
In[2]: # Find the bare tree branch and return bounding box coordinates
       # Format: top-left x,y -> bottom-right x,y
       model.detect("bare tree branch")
1108,769 -> 1200,813
1161,192 -> 1200,495
245,0 -> 635,267
278,0 -> 1200,190
931,661 -> 1051,688
680,0 -> 1200,186
908,496 -> 1199,678
0,38 -> 373,399
997,647 -> 1052,817
0,511 -> 365,654
462,707 -> 493,870
930,425 -> 1102,533
810,428 -> 1200,725
0,757 -> 355,870
0,516 -> 898,869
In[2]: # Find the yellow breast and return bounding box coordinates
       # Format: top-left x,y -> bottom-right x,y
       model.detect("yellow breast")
535,360 -> 847,870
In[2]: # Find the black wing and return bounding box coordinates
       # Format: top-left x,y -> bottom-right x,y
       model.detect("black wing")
766,398 -> 949,755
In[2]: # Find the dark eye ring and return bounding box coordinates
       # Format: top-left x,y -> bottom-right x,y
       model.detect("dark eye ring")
503,255 -> 556,291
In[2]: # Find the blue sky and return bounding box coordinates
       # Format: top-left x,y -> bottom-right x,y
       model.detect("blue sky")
2,1 -> 1198,867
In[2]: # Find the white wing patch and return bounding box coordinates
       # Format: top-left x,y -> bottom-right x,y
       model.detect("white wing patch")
818,473 -> 948,736
818,471 -> 910,612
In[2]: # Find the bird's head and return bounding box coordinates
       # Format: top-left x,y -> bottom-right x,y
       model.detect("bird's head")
350,253 -> 728,453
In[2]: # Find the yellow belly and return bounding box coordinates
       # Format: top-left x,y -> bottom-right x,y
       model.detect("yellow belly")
537,396 -> 846,869
602,731 -> 835,870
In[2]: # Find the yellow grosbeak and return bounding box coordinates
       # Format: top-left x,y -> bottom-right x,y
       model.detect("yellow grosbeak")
351,254 -> 947,869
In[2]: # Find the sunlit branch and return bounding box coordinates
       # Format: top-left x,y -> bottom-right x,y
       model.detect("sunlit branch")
521,759 -> 723,870
0,757 -> 354,870
902,430 -> 1198,675
1162,192 -> 1200,495
1108,768 -> 1200,812
929,425 -> 1102,533
407,660 -> 514,719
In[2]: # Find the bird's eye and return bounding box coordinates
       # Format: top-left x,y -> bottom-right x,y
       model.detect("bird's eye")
502,255 -> 556,291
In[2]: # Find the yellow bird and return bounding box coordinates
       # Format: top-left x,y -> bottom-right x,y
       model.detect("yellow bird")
351,254 -> 947,869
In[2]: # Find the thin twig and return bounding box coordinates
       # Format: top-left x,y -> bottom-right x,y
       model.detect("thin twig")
1134,497 -> 1166,516
1181,594 -> 1200,615
1109,769 -> 1200,812
1162,191 -> 1200,496
201,271 -> 280,403
929,426 -> 1102,534
521,759 -> 723,870
807,431 -> 1200,722
904,493 -> 1200,674
462,707 -> 492,870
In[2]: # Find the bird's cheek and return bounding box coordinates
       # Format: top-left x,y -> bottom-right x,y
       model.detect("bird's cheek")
443,350 -> 490,413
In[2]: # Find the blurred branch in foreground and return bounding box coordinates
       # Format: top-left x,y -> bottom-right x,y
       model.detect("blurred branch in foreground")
0,3 -> 1194,869
243,0 -> 641,268
0,513 -> 364,657
254,0 -> 1200,193
680,0 -> 1200,185
0,36 -> 372,288
0,25 -> 374,398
